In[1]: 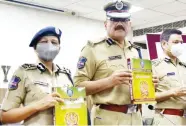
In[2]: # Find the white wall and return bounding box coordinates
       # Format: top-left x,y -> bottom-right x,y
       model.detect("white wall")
0,2 -> 107,88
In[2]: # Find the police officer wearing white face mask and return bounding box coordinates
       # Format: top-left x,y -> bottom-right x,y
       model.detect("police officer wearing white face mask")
0,26 -> 74,125
152,29 -> 186,125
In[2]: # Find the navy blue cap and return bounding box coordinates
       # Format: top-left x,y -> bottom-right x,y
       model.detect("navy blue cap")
104,0 -> 131,19
29,26 -> 62,47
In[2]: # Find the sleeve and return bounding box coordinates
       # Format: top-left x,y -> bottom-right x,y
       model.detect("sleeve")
73,45 -> 96,86
2,67 -> 26,111
152,63 -> 166,92
152,64 -> 157,76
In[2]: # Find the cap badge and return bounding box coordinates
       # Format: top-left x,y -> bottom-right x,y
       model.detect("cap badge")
55,28 -> 60,35
115,1 -> 123,10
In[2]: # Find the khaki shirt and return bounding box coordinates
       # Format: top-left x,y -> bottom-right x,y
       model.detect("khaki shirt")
152,57 -> 186,109
2,61 -> 73,125
74,38 -> 139,105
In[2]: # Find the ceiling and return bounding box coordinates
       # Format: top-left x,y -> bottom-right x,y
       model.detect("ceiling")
6,0 -> 186,29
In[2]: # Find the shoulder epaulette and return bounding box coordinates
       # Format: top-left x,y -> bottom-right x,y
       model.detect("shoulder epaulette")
179,62 -> 186,68
128,41 -> 141,50
152,59 -> 163,66
21,64 -> 37,70
131,44 -> 141,49
87,37 -> 106,47
61,67 -> 71,75
56,65 -> 71,75
57,65 -> 74,86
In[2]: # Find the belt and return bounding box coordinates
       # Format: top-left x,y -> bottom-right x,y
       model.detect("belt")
163,109 -> 184,117
98,104 -> 137,113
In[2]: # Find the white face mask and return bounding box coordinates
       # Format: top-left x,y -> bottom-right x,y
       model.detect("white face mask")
170,43 -> 185,57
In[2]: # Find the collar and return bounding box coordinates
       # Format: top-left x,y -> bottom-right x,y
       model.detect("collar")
106,37 -> 131,48
164,56 -> 171,63
124,39 -> 132,49
163,56 -> 182,65
179,62 -> 186,68
36,60 -> 59,74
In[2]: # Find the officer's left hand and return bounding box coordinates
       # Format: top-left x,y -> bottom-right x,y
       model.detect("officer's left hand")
152,75 -> 159,88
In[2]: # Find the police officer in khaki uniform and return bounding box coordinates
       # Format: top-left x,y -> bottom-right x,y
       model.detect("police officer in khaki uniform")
0,26 -> 73,125
74,1 -> 158,125
152,29 -> 186,125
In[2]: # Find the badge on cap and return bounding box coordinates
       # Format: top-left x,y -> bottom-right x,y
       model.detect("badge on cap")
55,28 -> 60,35
9,76 -> 21,90
77,56 -> 87,69
115,1 -> 123,10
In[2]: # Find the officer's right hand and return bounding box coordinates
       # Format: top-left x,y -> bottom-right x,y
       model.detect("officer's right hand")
108,70 -> 132,86
172,87 -> 186,97
35,92 -> 63,111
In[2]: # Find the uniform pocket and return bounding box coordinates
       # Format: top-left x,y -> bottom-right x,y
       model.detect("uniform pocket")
34,81 -> 51,93
159,74 -> 179,88
106,59 -> 125,70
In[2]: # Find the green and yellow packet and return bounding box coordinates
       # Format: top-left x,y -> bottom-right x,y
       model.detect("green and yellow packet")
127,58 -> 156,104
54,87 -> 87,126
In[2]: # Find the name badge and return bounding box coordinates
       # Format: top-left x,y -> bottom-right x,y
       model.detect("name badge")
108,55 -> 122,60
34,81 -> 49,86
167,72 -> 175,76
